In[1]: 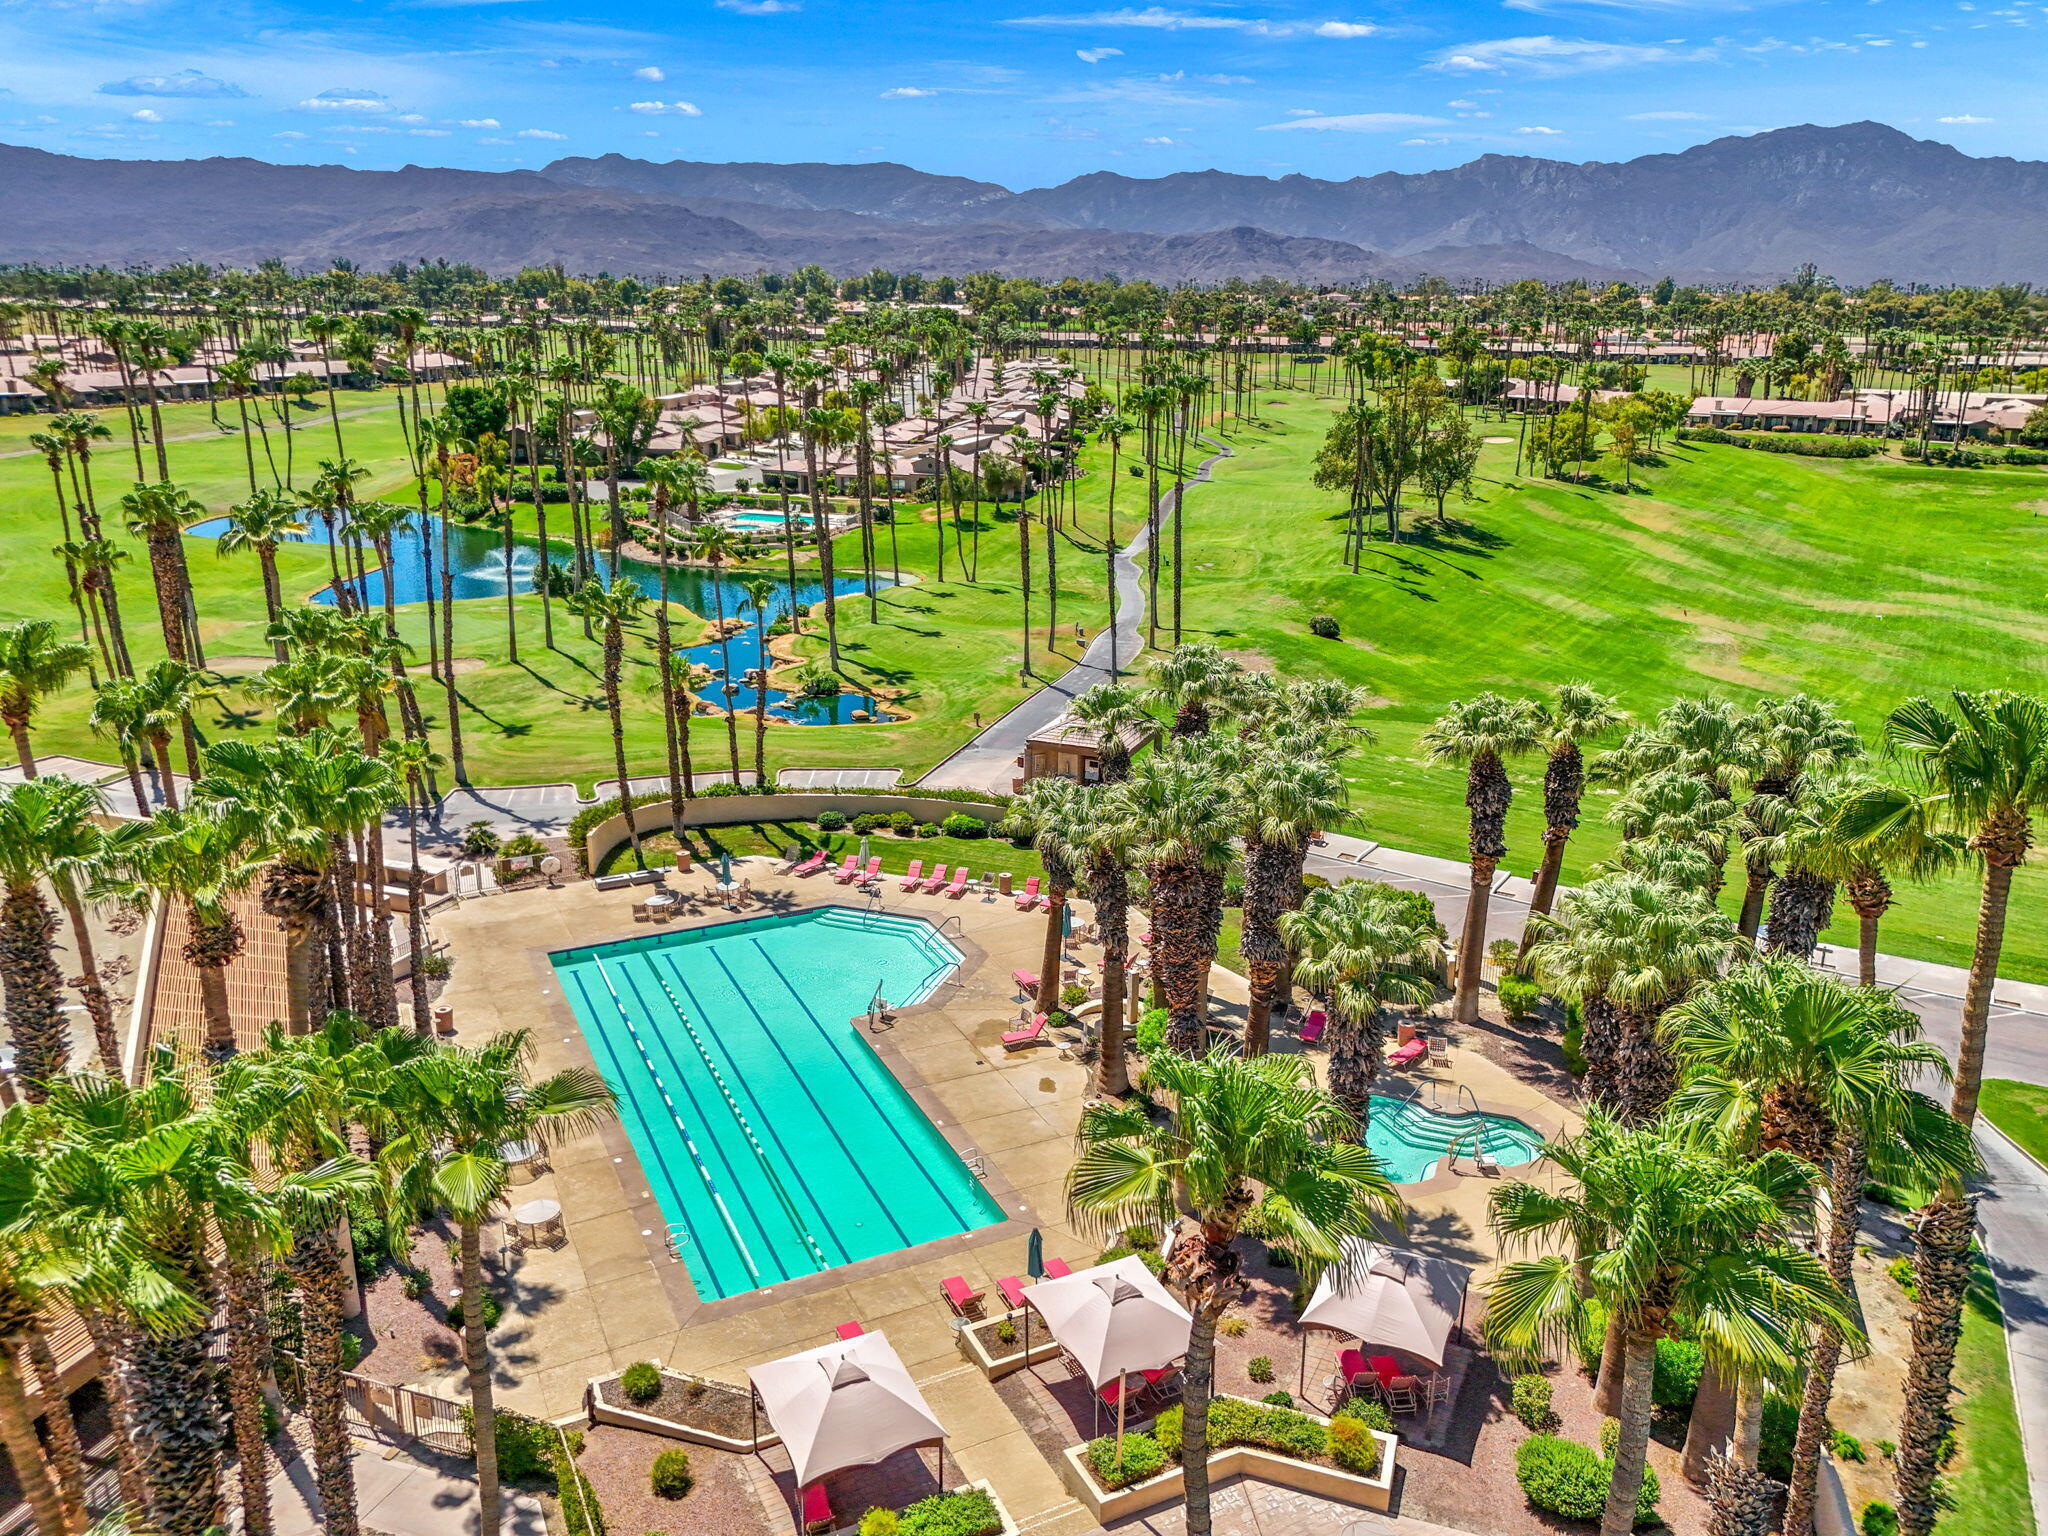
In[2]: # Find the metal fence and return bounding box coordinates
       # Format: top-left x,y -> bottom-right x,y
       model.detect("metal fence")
341,1372 -> 472,1456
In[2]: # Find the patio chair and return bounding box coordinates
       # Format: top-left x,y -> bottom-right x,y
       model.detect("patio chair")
1421,1372 -> 1452,1412
898,858 -> 925,891
1299,1009 -> 1328,1045
791,849 -> 829,877
998,1276 -> 1028,1310
1428,1034 -> 1450,1067
1003,1014 -> 1050,1051
853,855 -> 882,887
1015,875 -> 1042,909
940,1275 -> 984,1316
1337,1348 -> 1374,1393
1384,1375 -> 1422,1415
826,854 -> 857,883
835,1321 -> 865,1340
631,900 -> 651,922
1012,969 -> 1040,995
942,869 -> 969,899
801,1483 -> 834,1534
1043,1257 -> 1073,1278
918,863 -> 950,893
1366,1354 -> 1403,1390
1388,1036 -> 1428,1070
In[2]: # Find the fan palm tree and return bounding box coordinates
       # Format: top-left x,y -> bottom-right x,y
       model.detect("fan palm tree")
380,736 -> 447,1034
800,405 -> 856,668
1112,749 -> 1236,1052
1066,1050 -> 1399,1536
1798,773 -> 1960,987
214,491 -> 307,659
38,781 -> 142,1077
92,658 -> 216,809
0,620 -> 90,780
1070,788 -> 1139,1097
0,778 -> 116,1097
1146,642 -> 1243,740
1486,1111 -> 1853,1536
566,579 -> 651,866
1065,682 -> 1151,783
639,457 -> 698,820
689,525 -> 746,782
1521,684 -> 1626,952
1011,778 -> 1086,1017
739,576 -> 778,785
55,536 -> 133,681
1237,752 -> 1349,1054
1281,881 -> 1445,1126
1607,770 -> 1740,896
118,481 -> 207,668
1663,960 -> 1974,1532
1423,693 -> 1542,1024
382,1031 -> 616,1536
1731,695 -> 1864,940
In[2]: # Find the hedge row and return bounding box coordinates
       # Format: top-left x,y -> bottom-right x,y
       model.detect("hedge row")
1676,427 -> 1884,458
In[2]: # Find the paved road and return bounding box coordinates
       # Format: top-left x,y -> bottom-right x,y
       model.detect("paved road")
919,436 -> 1232,794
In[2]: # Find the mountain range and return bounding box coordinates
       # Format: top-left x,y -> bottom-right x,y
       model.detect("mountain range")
4,122 -> 2043,286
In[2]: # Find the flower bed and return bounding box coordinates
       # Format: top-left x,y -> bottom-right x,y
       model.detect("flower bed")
587,1364 -> 772,1451
957,1312 -> 1064,1379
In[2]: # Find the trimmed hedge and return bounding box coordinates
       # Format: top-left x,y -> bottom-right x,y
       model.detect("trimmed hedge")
620,1361 -> 661,1404
1677,426 -> 1884,458
899,1488 -> 1002,1536
1516,1434 -> 1660,1527
1087,1432 -> 1168,1489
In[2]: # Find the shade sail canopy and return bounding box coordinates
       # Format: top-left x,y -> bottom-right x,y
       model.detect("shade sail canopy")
1298,1237 -> 1470,1370
1023,1254 -> 1192,1388
748,1331 -> 948,1488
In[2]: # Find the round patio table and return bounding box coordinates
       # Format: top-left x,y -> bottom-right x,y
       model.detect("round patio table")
511,1197 -> 564,1247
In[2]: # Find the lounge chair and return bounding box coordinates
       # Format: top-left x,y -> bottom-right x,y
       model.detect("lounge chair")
940,1275 -> 984,1316
1003,1014 -> 1049,1050
918,863 -> 949,893
835,1320 -> 865,1340
942,869 -> 969,899
1388,1036 -> 1428,1070
1367,1354 -> 1403,1391
801,1483 -> 834,1534
898,858 -> 924,890
1338,1347 -> 1373,1392
1099,1377 -> 1134,1408
790,849 -> 829,877
1012,969 -> 1040,995
997,1276 -> 1028,1310
850,855 -> 882,887
1299,1009 -> 1328,1045
826,854 -> 857,883
1015,875 -> 1042,909
1044,1257 -> 1072,1278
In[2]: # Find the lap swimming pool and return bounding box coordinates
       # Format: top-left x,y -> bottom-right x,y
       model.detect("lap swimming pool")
552,907 -> 1004,1300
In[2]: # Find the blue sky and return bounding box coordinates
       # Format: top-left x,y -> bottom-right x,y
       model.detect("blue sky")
0,0 -> 2033,186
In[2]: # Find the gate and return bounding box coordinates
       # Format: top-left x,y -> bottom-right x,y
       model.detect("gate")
341,1372 -> 472,1455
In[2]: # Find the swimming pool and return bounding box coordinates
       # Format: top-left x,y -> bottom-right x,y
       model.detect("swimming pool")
726,510 -> 814,531
551,908 -> 1004,1300
1366,1094 -> 1545,1183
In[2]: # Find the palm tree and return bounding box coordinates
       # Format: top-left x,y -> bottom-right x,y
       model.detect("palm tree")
1066,1050 -> 1399,1536
1281,881 -> 1445,1126
740,575 -> 778,785
381,736 -> 447,1034
215,491 -> 307,659
1663,960 -> 1974,1532
1069,788 -> 1139,1097
383,1031 -> 616,1536
1146,642 -> 1243,740
38,779 -> 140,1076
0,1245 -> 85,1536
0,779 -> 112,1098
1521,684 -> 1626,952
1486,1110 -> 1852,1536
1066,682 -> 1151,783
1236,752 -> 1349,1054
1607,770 -> 1740,893
690,525 -> 746,782
119,481 -> 207,668
1529,871 -> 1741,1121
640,456 -> 700,819
1798,773 -> 1959,987
566,580 -> 651,866
1011,778 -> 1085,1018
800,405 -> 855,668
1112,749 -> 1236,1053
1422,693 -> 1542,1024
1732,695 -> 1864,939
0,620 -> 90,778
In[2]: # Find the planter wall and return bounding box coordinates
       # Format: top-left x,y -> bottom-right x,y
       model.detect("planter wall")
812,1480 -> 1018,1536
583,791 -> 1008,871
585,1366 -> 778,1453
956,1311 -> 1066,1380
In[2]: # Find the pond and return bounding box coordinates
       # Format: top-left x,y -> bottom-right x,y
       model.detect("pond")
186,509 -> 892,726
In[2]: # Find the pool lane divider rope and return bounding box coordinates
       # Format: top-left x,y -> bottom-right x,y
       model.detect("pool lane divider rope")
588,954 -> 764,1287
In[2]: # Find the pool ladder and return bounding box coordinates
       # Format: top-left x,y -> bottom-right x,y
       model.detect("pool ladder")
962,1149 -> 988,1181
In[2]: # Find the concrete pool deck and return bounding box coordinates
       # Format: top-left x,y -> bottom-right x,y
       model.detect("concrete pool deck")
419,860 -> 1575,1536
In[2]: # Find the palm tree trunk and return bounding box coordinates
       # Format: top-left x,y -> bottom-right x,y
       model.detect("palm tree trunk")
0,885 -> 67,1100
1177,1305 -> 1221,1536
287,1226 -> 360,1536
1735,868 -> 1771,942
461,1220 -> 501,1536
0,1344 -> 71,1536
1520,824 -> 1570,955
1704,1453 -> 1782,1536
606,632 -> 643,868
1785,1138 -> 1867,1534
1897,1194 -> 1978,1536
221,1254 -> 276,1536
1453,855 -> 1494,1025
1034,883 -> 1066,1017
1682,1360 -> 1737,1484
50,876 -> 117,1073
1951,854 -> 2017,1128
1603,1329 -> 1658,1536
20,1331 -> 86,1532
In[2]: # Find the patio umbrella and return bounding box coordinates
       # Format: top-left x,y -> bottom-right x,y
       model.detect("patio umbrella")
719,849 -> 732,887
1026,1228 -> 1045,1281
1025,1255 -> 1192,1456
749,1330 -> 950,1493
1295,1236 -> 1471,1396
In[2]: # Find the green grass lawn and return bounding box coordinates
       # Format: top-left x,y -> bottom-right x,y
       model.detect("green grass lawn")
1943,1255 -> 2036,1536
1981,1080 -> 2048,1167
595,817 -> 1045,885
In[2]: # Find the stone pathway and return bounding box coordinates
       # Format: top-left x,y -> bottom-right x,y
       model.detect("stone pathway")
268,1441 -> 545,1536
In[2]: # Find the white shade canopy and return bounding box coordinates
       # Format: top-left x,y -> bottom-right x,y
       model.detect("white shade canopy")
1023,1255 -> 1193,1388
748,1331 -> 948,1488
1298,1238 -> 1470,1370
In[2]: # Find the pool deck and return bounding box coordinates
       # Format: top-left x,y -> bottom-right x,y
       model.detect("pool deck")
420,860 -> 1576,1536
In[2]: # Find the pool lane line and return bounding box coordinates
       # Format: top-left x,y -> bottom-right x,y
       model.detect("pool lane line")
734,933 -> 998,1233
562,962 -> 743,1298
587,954 -> 766,1289
610,955 -> 810,1285
673,945 -> 915,1254
633,956 -> 836,1273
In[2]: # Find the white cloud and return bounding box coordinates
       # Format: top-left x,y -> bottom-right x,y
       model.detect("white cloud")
715,0 -> 799,11
516,127 -> 567,138
1939,112 -> 1991,121
1314,20 -> 1378,35
1006,8 -> 1382,36
1446,97 -> 1480,107
457,117 -> 501,128
1141,134 -> 1181,143
633,65 -> 665,80
273,129 -> 308,139
627,99 -> 702,114
1428,34 -> 1709,72
410,127 -> 451,135
101,69 -> 246,99
1077,46 -> 1124,60
1285,106 -> 1319,114
129,108 -> 162,122
1044,74 -> 1234,106
1626,108 -> 1708,118
1516,123 -> 1563,133
300,88 -> 391,111
1259,111 -> 1450,131
879,86 -> 937,98
396,113 -> 428,123
1401,136 -> 1450,145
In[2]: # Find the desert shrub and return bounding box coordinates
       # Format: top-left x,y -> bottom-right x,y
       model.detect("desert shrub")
1888,1255 -> 1919,1299
1833,1429 -> 1867,1463
1307,613 -> 1340,639
1334,1398 -> 1393,1434
889,810 -> 915,833
414,949 -> 453,980
816,810 -> 848,831
916,822 -> 942,838
464,1408 -> 557,1486
1329,1416 -> 1383,1479
1061,982 -> 1089,1008
620,1362 -> 662,1405
1247,1356 -> 1275,1384
1085,1433 -> 1166,1489
1218,1317 -> 1248,1338
850,813 -> 887,834
1511,1373 -> 1557,1431
1516,1435 -> 1660,1527
1096,1244 -> 1166,1276
900,1491 -> 1002,1536
861,1509 -> 901,1536
994,1319 -> 1017,1345
1877,1439 -> 1896,1460
1134,1008 -> 1171,1057
1862,1501 -> 1900,1536
1497,975 -> 1541,1021
942,813 -> 990,839
444,1291 -> 502,1333
1652,1337 -> 1704,1410
650,1448 -> 694,1499
1262,1390 -> 1294,1407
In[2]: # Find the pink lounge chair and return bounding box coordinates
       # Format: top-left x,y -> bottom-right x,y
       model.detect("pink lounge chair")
791,849 -> 828,877
898,858 -> 924,891
1299,1009 -> 1328,1045
1367,1354 -> 1403,1391
1015,875 -> 1042,910
835,1320 -> 865,1340
1099,1377 -> 1133,1408
998,1276 -> 1028,1310
942,869 -> 969,899
1388,1036 -> 1428,1070
1003,1014 -> 1049,1050
1338,1347 -> 1372,1390
849,856 -> 881,887
918,863 -> 949,893
801,1483 -> 834,1534
940,1275 -> 984,1315
1044,1258 -> 1073,1278
827,854 -> 856,883
1012,969 -> 1040,995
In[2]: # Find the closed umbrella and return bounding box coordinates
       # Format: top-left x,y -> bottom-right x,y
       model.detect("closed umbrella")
1027,1229 -> 1046,1281
719,849 -> 732,888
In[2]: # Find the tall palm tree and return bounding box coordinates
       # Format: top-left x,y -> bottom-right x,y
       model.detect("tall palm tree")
118,481 -> 207,668
0,778 -> 113,1098
800,404 -> 855,669
740,576 -> 778,785
640,456 -> 699,820
1112,749 -> 1236,1053
1422,693 -> 1542,1024
1799,773 -> 1960,987
566,580 -> 651,866
0,1242 -> 86,1536
1486,1111 -> 1852,1536
1607,770 -> 1740,893
39,780 -> 141,1077
215,491 -> 308,659
1066,1051 -> 1398,1536
0,620 -> 91,778
1146,642 -> 1242,740
1732,695 -> 1864,940
1236,751 -> 1349,1054
382,1031 -> 616,1536
1663,961 -> 1974,1532
690,525 -> 746,782
1521,684 -> 1626,952
1011,778 -> 1085,1018
1281,881 -> 1445,1126
380,736 -> 447,1035
1070,788 -> 1139,1097
1066,682 -> 1151,783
